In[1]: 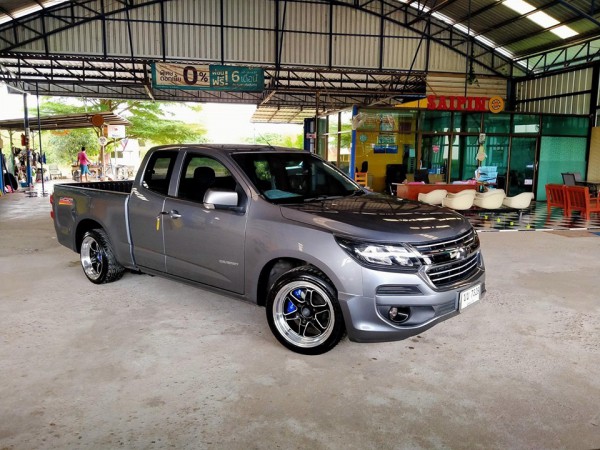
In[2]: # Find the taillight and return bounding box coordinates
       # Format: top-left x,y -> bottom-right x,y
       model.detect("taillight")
50,194 -> 54,219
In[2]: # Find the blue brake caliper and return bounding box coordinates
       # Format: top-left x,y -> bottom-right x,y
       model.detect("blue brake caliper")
285,288 -> 303,314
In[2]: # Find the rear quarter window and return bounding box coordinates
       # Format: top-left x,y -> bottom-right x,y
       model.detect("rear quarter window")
142,151 -> 178,195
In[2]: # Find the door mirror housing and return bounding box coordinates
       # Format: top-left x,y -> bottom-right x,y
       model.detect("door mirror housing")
204,189 -> 244,212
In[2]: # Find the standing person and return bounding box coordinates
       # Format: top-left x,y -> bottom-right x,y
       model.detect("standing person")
77,146 -> 91,182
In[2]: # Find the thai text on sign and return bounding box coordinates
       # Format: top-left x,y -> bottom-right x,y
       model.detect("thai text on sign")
152,63 -> 264,92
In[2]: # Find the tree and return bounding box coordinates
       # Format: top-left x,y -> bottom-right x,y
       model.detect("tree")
38,98 -> 207,165
46,129 -> 99,165
244,132 -> 303,149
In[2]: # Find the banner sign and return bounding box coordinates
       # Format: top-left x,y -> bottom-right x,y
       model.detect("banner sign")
373,144 -> 398,154
152,63 -> 264,92
107,125 -> 126,139
426,95 -> 505,114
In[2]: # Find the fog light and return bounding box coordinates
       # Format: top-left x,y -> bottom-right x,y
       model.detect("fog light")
388,306 -> 410,323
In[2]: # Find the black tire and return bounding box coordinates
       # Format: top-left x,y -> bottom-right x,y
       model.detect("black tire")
266,266 -> 345,355
80,229 -> 125,284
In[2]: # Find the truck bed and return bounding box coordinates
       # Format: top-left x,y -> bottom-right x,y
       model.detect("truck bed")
52,180 -> 135,268
58,180 -> 134,193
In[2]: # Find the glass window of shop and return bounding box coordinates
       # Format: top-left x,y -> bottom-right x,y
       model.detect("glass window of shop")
339,110 -> 353,173
513,114 -> 539,133
317,118 -> 327,160
420,134 -> 450,183
420,111 -> 452,132
320,107 -> 591,197
317,112 -> 353,174
460,113 -> 482,133
351,108 -> 418,192
455,135 -> 480,182
541,115 -> 588,136
480,135 -> 509,189
483,113 -> 511,134
419,111 -> 452,183
327,113 -> 340,168
535,115 -> 589,200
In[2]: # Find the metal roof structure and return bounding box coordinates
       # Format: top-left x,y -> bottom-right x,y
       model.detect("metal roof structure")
0,0 -> 599,123
0,110 -> 130,131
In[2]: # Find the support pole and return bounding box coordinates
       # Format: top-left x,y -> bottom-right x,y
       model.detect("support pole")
23,93 -> 32,188
36,83 -> 47,197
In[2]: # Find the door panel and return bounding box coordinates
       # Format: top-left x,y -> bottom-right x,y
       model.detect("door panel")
162,153 -> 247,294
128,188 -> 166,272
128,150 -> 179,272
508,137 -> 536,197
421,134 -> 450,183
162,198 -> 247,293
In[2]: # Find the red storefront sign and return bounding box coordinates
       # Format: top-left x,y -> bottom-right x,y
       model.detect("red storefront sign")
427,95 -> 505,113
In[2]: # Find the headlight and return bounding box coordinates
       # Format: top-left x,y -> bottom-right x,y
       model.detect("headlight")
336,237 -> 421,271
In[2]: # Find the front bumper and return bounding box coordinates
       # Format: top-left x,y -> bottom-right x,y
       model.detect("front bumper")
338,265 -> 486,343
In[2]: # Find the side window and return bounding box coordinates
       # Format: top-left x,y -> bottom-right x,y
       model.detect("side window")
142,151 -> 178,195
178,155 -> 235,202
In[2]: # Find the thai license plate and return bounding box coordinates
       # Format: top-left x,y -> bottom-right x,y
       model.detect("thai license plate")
459,284 -> 481,311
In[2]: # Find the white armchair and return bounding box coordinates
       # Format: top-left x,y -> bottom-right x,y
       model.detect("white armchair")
441,189 -> 476,210
473,189 -> 506,209
502,192 -> 534,209
417,189 -> 448,205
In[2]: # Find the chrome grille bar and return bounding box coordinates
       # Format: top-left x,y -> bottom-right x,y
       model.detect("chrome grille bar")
412,229 -> 481,288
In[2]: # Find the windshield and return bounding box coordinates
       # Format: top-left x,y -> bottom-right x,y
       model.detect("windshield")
232,152 -> 362,203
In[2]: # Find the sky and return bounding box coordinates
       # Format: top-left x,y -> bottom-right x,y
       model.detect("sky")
169,102 -> 302,144
0,84 -> 302,144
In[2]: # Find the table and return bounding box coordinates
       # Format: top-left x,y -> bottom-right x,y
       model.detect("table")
576,181 -> 600,197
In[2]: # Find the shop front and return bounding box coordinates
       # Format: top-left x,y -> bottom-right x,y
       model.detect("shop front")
317,100 -> 591,201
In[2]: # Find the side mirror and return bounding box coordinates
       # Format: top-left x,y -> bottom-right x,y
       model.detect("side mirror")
204,189 -> 240,209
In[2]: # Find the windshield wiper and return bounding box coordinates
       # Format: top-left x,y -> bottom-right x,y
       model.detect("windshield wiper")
303,195 -> 344,202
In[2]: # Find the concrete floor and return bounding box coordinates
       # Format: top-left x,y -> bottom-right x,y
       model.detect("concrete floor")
1,189 -> 599,450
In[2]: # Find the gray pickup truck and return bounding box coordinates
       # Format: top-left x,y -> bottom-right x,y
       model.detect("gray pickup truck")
51,144 -> 485,354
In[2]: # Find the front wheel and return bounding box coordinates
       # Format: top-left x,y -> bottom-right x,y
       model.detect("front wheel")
80,229 -> 125,284
266,266 -> 345,355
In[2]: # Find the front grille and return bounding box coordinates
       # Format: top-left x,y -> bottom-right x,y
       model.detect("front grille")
426,253 -> 480,287
411,229 -> 481,288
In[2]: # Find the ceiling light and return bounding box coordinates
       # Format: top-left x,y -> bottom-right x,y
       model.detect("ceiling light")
551,25 -> 578,39
503,0 -> 535,15
503,0 -> 578,40
529,11 -> 559,28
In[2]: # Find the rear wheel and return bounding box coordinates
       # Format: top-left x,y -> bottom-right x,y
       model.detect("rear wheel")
266,266 -> 345,355
80,229 -> 125,284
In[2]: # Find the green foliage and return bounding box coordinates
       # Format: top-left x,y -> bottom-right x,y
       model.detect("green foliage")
38,98 -> 207,164
254,160 -> 271,180
245,132 -> 304,149
46,129 -> 98,165
340,123 -> 353,149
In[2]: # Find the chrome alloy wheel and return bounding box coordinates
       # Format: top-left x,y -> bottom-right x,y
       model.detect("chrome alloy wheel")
80,235 -> 104,282
272,280 -> 335,348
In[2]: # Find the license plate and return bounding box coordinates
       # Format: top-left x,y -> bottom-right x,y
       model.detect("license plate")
459,284 -> 481,311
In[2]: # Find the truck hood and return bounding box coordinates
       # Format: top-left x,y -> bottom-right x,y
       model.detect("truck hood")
279,193 -> 473,243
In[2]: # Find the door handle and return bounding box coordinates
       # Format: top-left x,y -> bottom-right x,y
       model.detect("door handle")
169,210 -> 181,219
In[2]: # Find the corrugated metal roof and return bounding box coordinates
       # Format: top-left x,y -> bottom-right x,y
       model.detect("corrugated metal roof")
251,106 -> 316,124
1,0 -> 598,61
0,0 -> 598,123
0,111 -> 130,131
